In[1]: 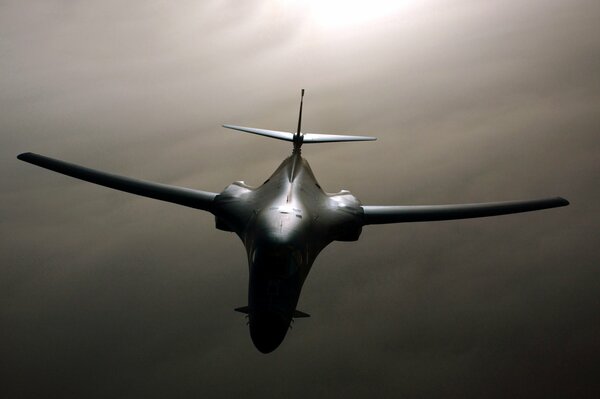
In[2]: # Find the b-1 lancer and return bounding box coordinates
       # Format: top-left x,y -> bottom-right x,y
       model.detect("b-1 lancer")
18,90 -> 568,353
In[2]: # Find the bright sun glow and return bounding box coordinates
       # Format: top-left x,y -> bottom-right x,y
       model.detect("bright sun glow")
282,0 -> 407,29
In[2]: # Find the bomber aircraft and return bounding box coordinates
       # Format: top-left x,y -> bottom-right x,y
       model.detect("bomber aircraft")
18,90 -> 568,353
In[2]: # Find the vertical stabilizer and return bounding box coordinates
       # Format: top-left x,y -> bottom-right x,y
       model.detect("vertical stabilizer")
222,89 -> 376,145
294,89 -> 305,150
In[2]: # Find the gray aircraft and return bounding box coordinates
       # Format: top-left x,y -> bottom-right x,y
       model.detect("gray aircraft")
18,90 -> 568,353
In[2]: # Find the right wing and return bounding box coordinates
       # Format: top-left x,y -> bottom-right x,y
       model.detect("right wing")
17,152 -> 218,212
362,197 -> 569,225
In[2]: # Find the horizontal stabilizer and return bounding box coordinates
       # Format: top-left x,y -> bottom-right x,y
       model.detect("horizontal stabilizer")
17,152 -> 218,212
222,124 -> 376,144
223,125 -> 294,142
362,197 -> 569,225
292,310 -> 310,318
303,133 -> 376,143
234,306 -> 310,318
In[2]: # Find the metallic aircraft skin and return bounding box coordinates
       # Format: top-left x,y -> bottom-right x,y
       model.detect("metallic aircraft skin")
16,90 -> 569,353
213,152 -> 363,352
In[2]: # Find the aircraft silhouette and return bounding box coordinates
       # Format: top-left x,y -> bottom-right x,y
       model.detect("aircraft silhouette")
18,90 -> 569,353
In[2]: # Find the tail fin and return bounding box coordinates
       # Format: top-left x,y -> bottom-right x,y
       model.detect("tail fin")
222,124 -> 376,143
222,90 -> 376,147
293,89 -> 305,149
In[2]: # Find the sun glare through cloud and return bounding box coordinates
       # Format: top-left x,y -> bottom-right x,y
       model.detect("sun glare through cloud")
281,0 -> 409,29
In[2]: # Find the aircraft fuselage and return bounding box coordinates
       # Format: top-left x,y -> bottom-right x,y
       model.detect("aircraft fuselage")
213,152 -> 363,352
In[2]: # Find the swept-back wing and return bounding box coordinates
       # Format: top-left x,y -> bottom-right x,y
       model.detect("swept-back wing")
362,197 -> 569,225
17,152 -> 218,212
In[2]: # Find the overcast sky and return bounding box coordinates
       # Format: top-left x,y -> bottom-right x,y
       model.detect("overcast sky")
1,0 -> 599,398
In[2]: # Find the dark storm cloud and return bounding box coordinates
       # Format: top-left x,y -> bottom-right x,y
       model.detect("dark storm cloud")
2,0 -> 599,398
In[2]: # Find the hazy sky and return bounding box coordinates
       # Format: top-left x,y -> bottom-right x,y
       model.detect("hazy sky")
2,1 -> 599,397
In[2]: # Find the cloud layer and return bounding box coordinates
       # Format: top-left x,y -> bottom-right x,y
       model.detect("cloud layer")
2,1 -> 599,397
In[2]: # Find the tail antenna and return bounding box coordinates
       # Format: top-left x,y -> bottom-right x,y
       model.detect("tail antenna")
294,89 -> 305,152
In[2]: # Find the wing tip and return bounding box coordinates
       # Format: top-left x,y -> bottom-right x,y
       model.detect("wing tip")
17,152 -> 34,161
555,197 -> 570,207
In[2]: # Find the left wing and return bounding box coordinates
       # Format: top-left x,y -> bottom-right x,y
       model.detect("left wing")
17,152 -> 218,212
362,197 -> 569,225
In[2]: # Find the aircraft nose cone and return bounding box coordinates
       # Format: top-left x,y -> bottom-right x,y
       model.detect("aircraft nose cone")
249,311 -> 290,353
